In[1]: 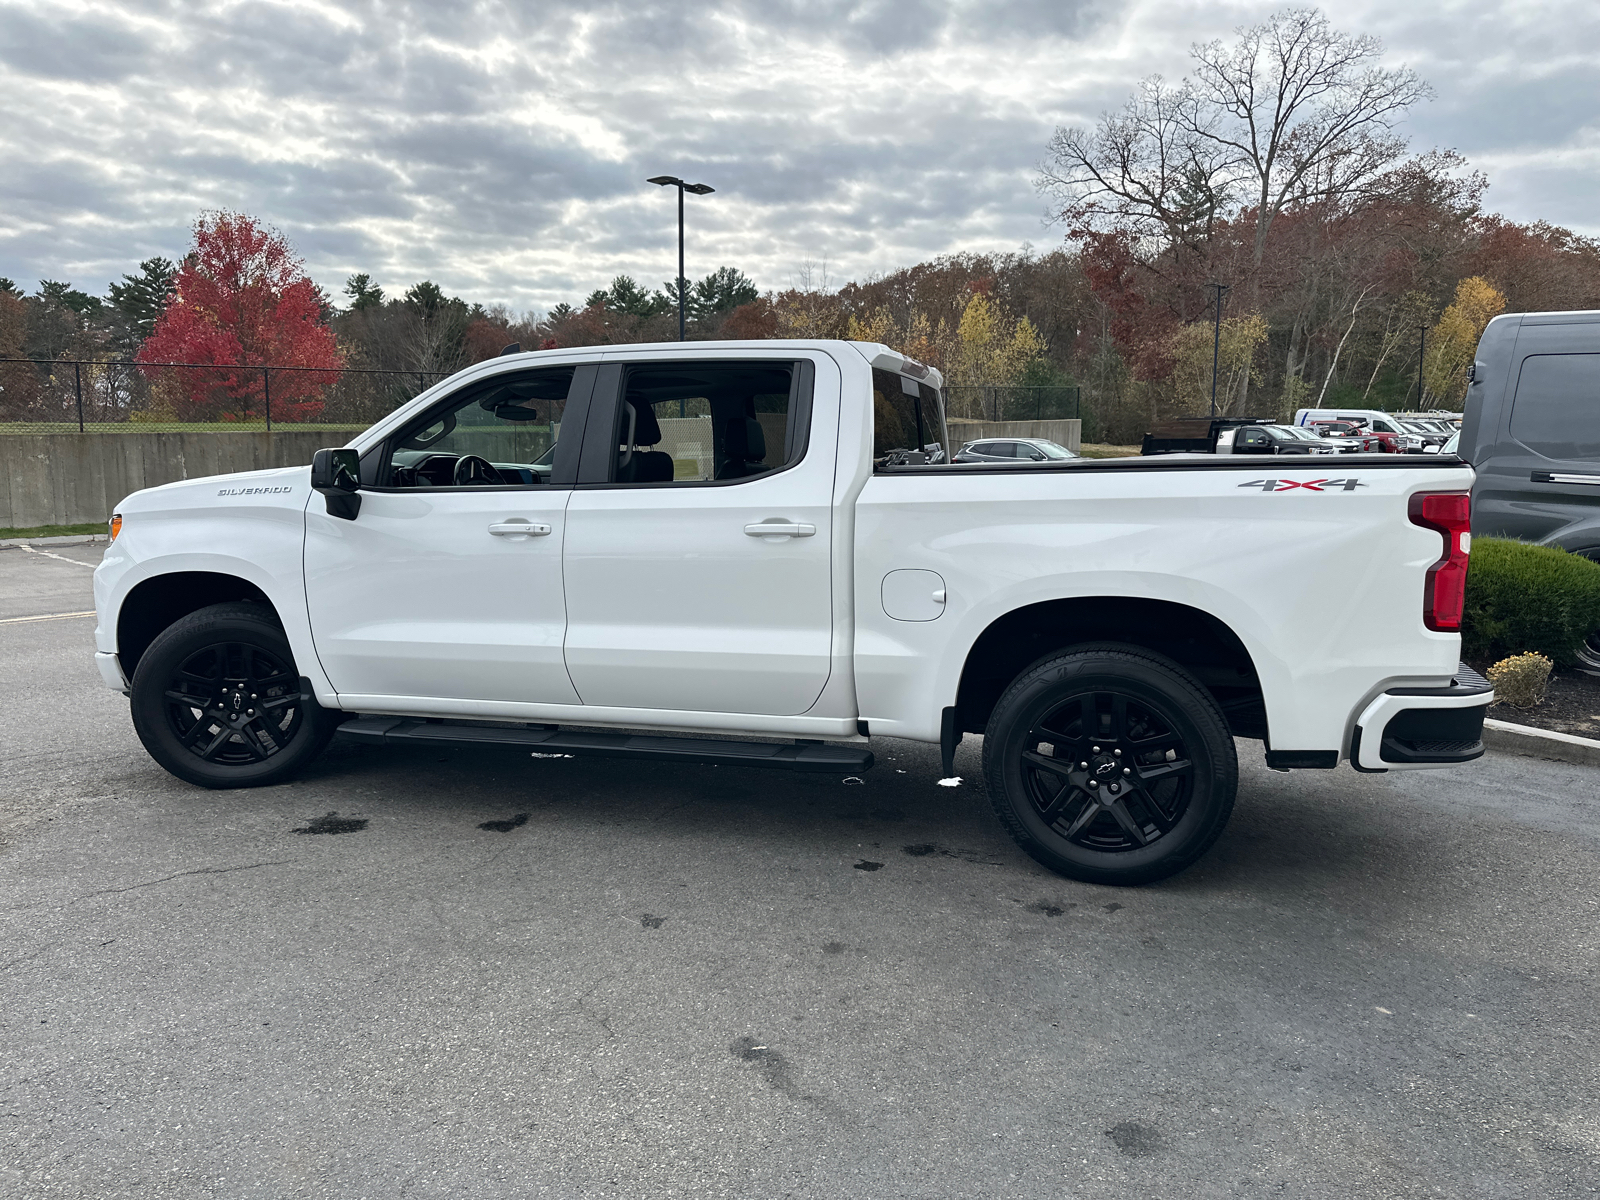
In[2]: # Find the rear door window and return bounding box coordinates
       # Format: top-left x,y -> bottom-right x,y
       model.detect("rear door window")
1510,354 -> 1600,460
595,360 -> 807,486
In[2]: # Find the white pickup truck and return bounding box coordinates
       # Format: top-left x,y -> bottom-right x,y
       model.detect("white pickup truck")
93,340 -> 1493,885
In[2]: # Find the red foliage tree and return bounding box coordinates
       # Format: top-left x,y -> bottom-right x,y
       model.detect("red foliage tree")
137,212 -> 341,421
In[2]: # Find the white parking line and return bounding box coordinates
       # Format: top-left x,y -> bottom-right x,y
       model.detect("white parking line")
18,545 -> 98,568
0,610 -> 97,624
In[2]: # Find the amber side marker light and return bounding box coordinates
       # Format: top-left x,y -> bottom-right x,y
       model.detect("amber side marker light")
109,514 -> 122,541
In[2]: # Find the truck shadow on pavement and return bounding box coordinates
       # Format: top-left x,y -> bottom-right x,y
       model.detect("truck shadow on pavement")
274,734 -> 1467,916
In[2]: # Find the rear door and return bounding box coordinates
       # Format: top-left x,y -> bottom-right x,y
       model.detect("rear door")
561,352 -> 839,716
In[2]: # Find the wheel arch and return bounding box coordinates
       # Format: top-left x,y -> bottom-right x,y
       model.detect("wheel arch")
953,596 -> 1266,740
117,571 -> 280,679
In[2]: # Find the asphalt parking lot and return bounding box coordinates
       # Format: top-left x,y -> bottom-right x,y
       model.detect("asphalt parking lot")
2,543 -> 1597,1199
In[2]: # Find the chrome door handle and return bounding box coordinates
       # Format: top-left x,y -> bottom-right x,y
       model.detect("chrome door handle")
744,521 -> 816,539
488,520 -> 552,537
1532,471 -> 1600,486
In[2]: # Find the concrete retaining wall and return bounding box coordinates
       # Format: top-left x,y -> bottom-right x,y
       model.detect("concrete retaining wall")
945,419 -> 1082,453
1,431 -> 342,528
2,417 -> 1086,528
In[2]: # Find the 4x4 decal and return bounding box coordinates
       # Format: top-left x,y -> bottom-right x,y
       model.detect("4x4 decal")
1238,478 -> 1366,492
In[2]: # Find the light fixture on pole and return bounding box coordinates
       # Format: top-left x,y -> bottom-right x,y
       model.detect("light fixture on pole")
647,175 -> 715,341
1206,281 -> 1230,418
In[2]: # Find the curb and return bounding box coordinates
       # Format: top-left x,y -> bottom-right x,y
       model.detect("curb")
1482,718 -> 1600,767
0,535 -> 108,549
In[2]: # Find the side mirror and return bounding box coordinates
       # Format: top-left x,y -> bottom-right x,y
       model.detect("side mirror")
311,447 -> 362,520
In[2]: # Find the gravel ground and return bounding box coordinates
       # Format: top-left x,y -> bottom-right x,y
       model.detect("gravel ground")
2,544 -> 1597,1199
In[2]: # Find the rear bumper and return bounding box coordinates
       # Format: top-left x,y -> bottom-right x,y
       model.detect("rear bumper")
1350,663 -> 1493,772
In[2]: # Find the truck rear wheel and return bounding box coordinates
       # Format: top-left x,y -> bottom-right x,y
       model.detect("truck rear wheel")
983,644 -> 1237,886
129,602 -> 338,789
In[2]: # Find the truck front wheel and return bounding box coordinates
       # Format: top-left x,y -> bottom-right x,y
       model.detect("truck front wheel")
983,644 -> 1237,886
129,602 -> 338,789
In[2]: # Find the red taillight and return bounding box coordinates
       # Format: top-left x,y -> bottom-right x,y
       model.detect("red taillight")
1408,492 -> 1471,631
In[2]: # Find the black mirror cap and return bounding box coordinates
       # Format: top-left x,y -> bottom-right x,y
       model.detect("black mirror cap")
500,342 -> 522,356
311,447 -> 361,494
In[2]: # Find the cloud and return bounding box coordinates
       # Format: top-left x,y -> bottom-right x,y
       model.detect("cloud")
0,0 -> 1593,311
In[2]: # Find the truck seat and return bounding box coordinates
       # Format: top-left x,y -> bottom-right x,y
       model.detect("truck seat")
718,416 -> 769,479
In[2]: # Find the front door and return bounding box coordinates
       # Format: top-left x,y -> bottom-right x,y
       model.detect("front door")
304,363 -> 586,706
561,354 -> 837,716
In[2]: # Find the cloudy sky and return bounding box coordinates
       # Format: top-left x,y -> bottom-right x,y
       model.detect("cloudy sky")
1,0 -> 1596,314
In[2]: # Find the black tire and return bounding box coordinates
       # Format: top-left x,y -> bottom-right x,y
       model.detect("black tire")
129,602 -> 338,789
982,643 -> 1237,886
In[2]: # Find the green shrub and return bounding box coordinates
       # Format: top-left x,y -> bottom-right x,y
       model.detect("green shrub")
1462,538 -> 1600,666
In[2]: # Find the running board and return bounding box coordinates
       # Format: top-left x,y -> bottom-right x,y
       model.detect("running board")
336,716 -> 874,773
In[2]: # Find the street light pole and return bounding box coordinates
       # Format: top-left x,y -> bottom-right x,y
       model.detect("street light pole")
647,175 -> 715,342
1207,281 -> 1229,418
1416,321 -> 1427,407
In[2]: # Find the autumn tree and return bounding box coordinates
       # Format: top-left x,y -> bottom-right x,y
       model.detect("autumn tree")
1168,313 -> 1269,415
1423,276 -> 1505,405
137,212 -> 341,421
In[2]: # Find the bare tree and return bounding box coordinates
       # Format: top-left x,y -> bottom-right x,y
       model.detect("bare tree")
1041,7 -> 1430,292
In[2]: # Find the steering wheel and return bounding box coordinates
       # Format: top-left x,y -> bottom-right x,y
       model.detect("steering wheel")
452,454 -> 504,487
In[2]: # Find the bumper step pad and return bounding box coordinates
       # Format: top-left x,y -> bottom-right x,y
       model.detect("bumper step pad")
336,716 -> 874,773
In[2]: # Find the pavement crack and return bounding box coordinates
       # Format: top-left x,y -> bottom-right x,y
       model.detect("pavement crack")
76,860 -> 293,899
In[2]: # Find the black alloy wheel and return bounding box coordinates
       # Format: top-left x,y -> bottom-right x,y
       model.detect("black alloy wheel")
130,602 -> 338,788
984,644 -> 1238,886
1022,691 -> 1194,852
162,641 -> 304,765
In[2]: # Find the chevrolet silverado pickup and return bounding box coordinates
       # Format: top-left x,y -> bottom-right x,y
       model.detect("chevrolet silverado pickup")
93,340 -> 1494,885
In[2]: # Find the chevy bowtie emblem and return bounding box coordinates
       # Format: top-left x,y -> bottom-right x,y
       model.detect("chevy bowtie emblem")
1096,762 -> 1116,775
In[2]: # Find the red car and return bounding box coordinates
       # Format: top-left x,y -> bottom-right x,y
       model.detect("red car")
1305,420 -> 1388,452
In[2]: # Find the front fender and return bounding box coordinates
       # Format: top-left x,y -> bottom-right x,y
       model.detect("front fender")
93,489 -> 335,703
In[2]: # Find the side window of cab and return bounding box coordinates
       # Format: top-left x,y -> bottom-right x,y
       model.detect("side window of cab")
585,360 -> 812,486
379,366 -> 579,488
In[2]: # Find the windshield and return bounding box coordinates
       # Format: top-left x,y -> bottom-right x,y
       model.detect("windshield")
1278,425 -> 1321,441
1443,431 -> 1460,455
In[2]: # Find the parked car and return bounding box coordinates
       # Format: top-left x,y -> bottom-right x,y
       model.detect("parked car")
1217,424 -> 1341,455
1397,420 -> 1452,451
1305,420 -> 1383,452
1460,309 -> 1600,672
94,339 -> 1491,886
952,437 -> 1078,463
1293,408 -> 1427,452
1269,424 -> 1364,454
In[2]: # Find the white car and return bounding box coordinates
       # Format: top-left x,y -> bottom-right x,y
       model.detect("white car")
93,340 -> 1493,886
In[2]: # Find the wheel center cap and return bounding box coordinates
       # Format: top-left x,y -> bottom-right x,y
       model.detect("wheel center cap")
1090,754 -> 1118,779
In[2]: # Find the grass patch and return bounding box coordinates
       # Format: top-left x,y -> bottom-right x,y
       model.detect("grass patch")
1078,443 -> 1143,459
0,522 -> 106,540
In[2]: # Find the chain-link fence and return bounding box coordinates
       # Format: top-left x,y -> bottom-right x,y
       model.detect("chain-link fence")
0,358 -> 451,433
1,358 -> 1082,435
944,384 -> 1081,423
